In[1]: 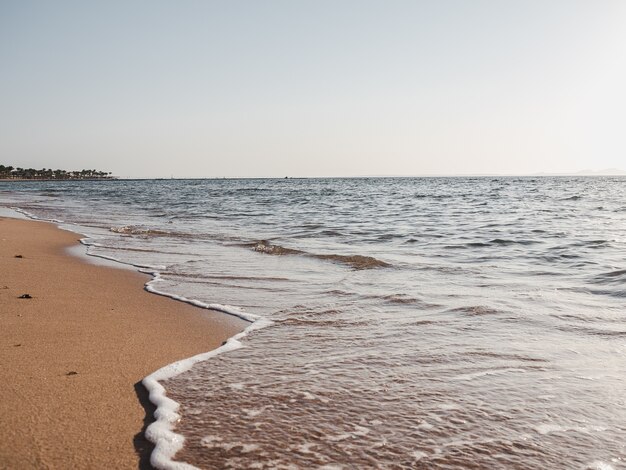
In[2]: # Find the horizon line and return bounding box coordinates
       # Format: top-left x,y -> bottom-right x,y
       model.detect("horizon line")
117,171 -> 626,180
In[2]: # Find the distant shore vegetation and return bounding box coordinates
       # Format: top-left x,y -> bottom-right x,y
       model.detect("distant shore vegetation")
0,165 -> 116,180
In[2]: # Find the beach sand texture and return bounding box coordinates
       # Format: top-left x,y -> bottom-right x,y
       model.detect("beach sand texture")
0,217 -> 246,469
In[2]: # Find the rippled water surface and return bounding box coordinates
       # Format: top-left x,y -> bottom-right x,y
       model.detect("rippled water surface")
2,177 -> 625,469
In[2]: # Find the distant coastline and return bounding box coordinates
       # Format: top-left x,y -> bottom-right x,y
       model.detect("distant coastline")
0,165 -> 116,180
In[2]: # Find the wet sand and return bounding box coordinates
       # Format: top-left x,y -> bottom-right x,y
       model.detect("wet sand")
0,217 -> 247,469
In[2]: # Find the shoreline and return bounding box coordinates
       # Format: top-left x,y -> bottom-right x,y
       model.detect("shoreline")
0,217 -> 248,468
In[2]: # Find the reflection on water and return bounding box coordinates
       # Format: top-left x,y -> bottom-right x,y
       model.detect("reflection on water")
2,177 -> 626,469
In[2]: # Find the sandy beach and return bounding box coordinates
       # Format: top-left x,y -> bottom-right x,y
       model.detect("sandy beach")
0,217 -> 247,469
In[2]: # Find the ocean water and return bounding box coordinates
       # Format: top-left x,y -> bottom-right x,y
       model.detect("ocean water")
1,177 -> 625,469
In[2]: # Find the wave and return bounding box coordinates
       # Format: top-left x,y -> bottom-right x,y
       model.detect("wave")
447,306 -> 501,316
166,272 -> 293,282
249,240 -> 391,270
375,233 -> 405,241
81,241 -> 194,256
252,240 -> 303,255
461,242 -> 490,248
320,229 -> 345,237
570,239 -> 611,248
410,319 -> 440,326
277,317 -> 369,328
312,253 -> 391,269
380,294 -> 426,305
489,238 -> 539,246
447,239 -> 540,249
557,322 -> 626,338
110,225 -> 193,238
11,207 -> 63,223
598,268 -> 626,277
591,268 -> 626,285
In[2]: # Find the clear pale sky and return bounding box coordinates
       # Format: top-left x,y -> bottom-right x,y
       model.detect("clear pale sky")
1,1 -> 625,178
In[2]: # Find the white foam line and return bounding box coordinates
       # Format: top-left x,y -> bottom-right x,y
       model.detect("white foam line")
11,206 -> 63,223
136,273 -> 270,469
143,271 -> 261,323
142,316 -> 270,470
79,239 -> 168,271
9,204 -> 271,470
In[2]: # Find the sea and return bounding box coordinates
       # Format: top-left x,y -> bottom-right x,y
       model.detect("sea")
1,176 -> 625,470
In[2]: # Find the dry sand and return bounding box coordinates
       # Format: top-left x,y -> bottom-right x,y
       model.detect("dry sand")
0,217 -> 248,469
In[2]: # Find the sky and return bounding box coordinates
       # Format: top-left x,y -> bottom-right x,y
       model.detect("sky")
1,1 -> 625,178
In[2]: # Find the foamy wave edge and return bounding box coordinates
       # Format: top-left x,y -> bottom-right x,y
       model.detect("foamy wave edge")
141,277 -> 268,470
8,206 -> 271,470
10,206 -> 63,223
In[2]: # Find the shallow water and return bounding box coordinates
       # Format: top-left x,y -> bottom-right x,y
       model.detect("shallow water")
2,177 -> 625,469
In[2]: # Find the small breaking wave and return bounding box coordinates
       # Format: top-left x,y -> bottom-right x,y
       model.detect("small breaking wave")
252,240 -> 303,255
110,225 -> 193,238
534,423 -> 607,435
249,240 -> 391,269
489,238 -> 538,246
312,253 -> 391,269
380,294 -> 425,305
448,239 -> 540,249
447,305 -> 501,316
591,268 -> 626,285
277,317 -> 369,328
